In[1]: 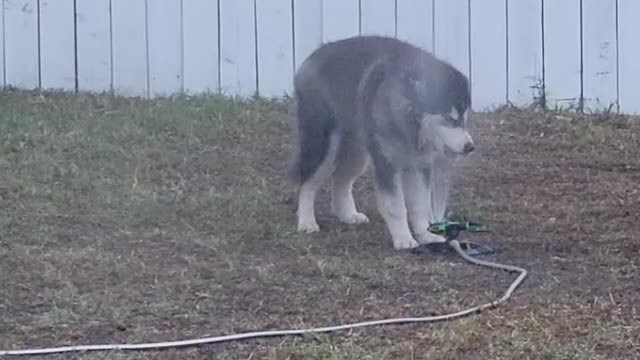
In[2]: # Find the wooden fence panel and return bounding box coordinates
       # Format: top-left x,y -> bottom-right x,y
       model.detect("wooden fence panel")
470,0 -> 507,111
293,0 -> 323,71
39,0 -> 76,91
507,0 -> 543,107
1,0 -> 639,115
111,0 -> 148,97
433,0 -> 470,78
183,0 -> 220,94
4,0 -> 40,89
256,0 -> 294,97
543,0 -> 582,110
322,0 -> 359,42
147,0 -> 183,97
219,0 -> 257,97
360,0 -> 396,37
618,0 -> 640,114
76,0 -> 112,92
396,0 -> 433,52
582,0 -> 618,112
0,2 -> 4,86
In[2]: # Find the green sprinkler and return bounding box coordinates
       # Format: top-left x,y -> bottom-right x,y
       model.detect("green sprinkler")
427,220 -> 489,240
413,219 -> 494,257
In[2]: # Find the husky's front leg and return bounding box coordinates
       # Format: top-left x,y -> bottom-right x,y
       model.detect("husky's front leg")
430,153 -> 455,221
373,172 -> 419,250
402,168 -> 447,244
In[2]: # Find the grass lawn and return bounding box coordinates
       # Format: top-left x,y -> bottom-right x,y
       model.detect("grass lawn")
1,88 -> 639,359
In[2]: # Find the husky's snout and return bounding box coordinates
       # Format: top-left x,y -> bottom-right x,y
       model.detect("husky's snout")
436,125 -> 475,156
460,129 -> 475,155
463,141 -> 475,154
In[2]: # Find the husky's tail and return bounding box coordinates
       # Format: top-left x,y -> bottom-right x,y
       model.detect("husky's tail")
286,76 -> 336,186
287,58 -> 392,186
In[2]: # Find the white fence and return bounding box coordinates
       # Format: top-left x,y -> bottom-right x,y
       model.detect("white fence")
1,0 -> 639,114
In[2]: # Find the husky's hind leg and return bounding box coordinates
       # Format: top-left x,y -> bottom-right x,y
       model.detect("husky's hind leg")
288,83 -> 339,233
294,132 -> 339,233
330,138 -> 370,225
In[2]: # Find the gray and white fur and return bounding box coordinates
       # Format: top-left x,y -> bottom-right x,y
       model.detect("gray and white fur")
287,35 -> 475,250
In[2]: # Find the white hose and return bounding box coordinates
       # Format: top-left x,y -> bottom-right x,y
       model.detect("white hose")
0,239 -> 528,357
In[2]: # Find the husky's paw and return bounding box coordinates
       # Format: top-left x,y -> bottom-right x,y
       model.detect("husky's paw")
297,220 -> 320,233
337,212 -> 370,225
392,236 -> 420,250
415,232 -> 447,245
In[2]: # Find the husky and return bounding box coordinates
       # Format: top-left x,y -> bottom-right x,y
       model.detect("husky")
287,35 -> 475,250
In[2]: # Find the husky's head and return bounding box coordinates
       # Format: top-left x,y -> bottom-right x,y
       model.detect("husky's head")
400,58 -> 474,157
420,106 -> 474,157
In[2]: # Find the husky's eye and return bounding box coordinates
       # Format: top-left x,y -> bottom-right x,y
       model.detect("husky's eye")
444,114 -> 463,127
443,106 -> 466,127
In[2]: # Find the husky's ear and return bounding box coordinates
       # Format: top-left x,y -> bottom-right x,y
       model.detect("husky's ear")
400,71 -> 429,104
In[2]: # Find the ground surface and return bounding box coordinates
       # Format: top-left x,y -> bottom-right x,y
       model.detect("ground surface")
1,89 -> 639,359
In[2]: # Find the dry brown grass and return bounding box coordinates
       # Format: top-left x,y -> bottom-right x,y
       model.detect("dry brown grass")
1,89 -> 639,359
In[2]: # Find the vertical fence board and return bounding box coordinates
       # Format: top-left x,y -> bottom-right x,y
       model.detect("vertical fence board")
219,0 -> 257,97
396,0 -> 433,52
433,0 -> 470,78
582,0 -> 618,112
617,0 -> 640,114
147,0 -> 182,97
111,0 -> 148,97
322,0 -> 359,42
0,1 -> 5,86
4,0 -> 39,89
543,0 -> 581,110
470,0 -> 507,111
360,0 -> 395,37
39,0 -> 76,91
256,0 -> 293,97
293,0 -> 322,70
183,0 -> 219,94
76,0 -> 112,92
507,0 -> 542,107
